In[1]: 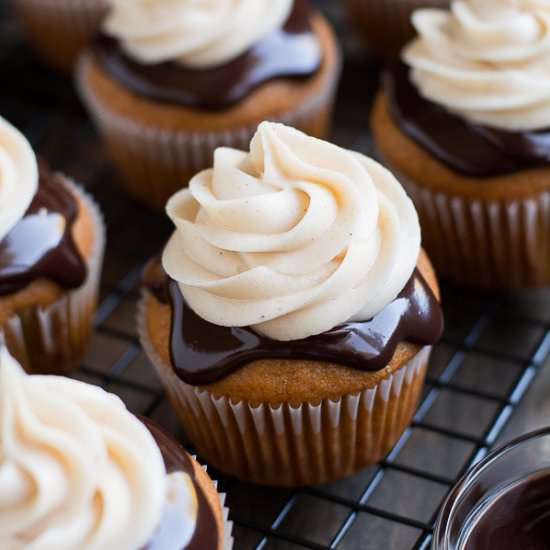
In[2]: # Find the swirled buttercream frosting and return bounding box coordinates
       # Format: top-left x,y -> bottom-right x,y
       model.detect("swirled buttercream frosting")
104,0 -> 293,68
163,122 -> 421,341
403,0 -> 550,131
0,347 -> 170,550
0,116 -> 38,242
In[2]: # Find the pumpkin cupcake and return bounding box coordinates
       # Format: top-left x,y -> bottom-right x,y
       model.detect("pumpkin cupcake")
372,0 -> 550,288
77,0 -> 341,209
138,122 -> 444,487
0,115 -> 105,374
0,346 -> 232,550
345,0 -> 450,58
14,0 -> 108,73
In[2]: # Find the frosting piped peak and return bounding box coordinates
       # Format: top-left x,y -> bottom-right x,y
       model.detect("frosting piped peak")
163,122 -> 421,341
403,0 -> 550,131
0,347 -> 168,550
104,0 -> 293,68
0,116 -> 38,242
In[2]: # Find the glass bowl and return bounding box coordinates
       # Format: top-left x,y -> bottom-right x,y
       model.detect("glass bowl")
433,427 -> 550,549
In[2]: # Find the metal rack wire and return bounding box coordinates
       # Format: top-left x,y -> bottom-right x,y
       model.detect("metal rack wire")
2,2 -> 550,549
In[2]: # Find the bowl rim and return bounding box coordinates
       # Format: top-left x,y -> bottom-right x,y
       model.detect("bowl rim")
433,426 -> 550,549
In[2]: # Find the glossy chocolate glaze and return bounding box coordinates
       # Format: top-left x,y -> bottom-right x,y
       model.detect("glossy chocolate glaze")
143,419 -> 219,550
144,262 -> 444,386
463,470 -> 550,550
0,165 -> 87,295
93,0 -> 321,110
386,62 -> 550,177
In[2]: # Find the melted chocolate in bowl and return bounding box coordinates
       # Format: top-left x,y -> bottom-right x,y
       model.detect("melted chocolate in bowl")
461,470 -> 550,550
142,419 -> 219,550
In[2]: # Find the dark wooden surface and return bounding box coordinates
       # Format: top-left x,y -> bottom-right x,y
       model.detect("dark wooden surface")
1,2 -> 550,548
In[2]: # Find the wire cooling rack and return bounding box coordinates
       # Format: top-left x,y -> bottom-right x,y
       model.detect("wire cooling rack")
2,2 -> 550,549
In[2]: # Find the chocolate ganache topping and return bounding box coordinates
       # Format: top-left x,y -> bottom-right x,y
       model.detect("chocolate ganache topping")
0,164 -> 87,295
94,0 -> 321,110
145,264 -> 444,386
143,420 -> 219,550
386,62 -> 550,178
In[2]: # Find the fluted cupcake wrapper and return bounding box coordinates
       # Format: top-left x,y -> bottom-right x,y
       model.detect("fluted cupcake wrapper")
15,0 -> 107,73
76,53 -> 339,209
138,295 -> 430,487
193,461 -> 233,550
207,473 -> 234,550
391,165 -> 550,288
2,179 -> 106,375
345,0 -> 450,57
219,492 -> 234,550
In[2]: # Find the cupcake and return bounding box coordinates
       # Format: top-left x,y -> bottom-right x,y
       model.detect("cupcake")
345,0 -> 450,58
372,0 -> 550,288
0,346 -> 232,550
0,115 -> 105,374
77,0 -> 341,209
14,0 -> 108,73
138,122 -> 444,487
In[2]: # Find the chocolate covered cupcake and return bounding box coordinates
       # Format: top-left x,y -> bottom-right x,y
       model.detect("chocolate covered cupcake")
14,0 -> 108,73
139,122 -> 444,487
0,346 -> 232,550
77,0 -> 341,209
372,0 -> 550,288
0,115 -> 105,374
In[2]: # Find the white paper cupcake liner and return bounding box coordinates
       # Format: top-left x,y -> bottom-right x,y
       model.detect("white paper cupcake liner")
2,178 -> 106,374
138,293 -> 431,486
388,163 -> 550,288
205,468 -> 234,550
220,491 -> 234,550
76,52 -> 340,209
15,0 -> 107,72
191,456 -> 234,549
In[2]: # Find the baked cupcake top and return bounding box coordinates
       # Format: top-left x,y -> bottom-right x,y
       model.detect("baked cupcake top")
0,116 -> 87,295
0,347 -> 220,550
149,122 -> 443,384
93,0 -> 322,109
385,0 -> 550,176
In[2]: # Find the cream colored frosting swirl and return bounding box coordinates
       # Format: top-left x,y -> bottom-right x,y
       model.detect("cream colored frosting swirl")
163,122 -> 421,341
403,0 -> 550,131
0,116 -> 38,242
104,0 -> 293,68
0,347 -> 169,550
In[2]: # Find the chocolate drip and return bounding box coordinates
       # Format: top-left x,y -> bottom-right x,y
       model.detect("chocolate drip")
463,470 -> 550,550
93,0 -> 321,110
386,62 -> 550,177
144,262 -> 443,385
143,419 -> 220,550
0,166 -> 87,295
